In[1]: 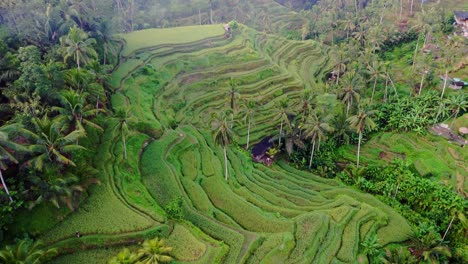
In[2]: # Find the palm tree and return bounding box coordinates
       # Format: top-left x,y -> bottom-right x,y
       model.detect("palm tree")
60,25 -> 97,69
439,41 -> 456,99
366,60 -> 385,103
300,88 -> 314,122
0,239 -> 57,264
137,237 -> 173,264
109,248 -> 141,264
94,20 -> 119,65
64,68 -> 93,93
112,109 -> 135,160
53,89 -> 104,133
339,71 -> 361,117
410,232 -> 451,263
227,78 -> 240,128
304,112 -> 334,168
384,247 -> 418,263
278,125 -> 306,157
340,16 -> 356,40
333,47 -> 348,85
347,108 -> 376,167
20,116 -> 86,171
445,94 -> 467,126
275,99 -> 291,147
0,124 -> 26,203
27,168 -> 84,210
239,99 -> 256,150
409,10 -> 432,69
228,78 -> 240,110
211,111 -> 234,181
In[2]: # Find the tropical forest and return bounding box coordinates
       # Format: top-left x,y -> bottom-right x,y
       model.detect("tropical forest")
0,0 -> 467,263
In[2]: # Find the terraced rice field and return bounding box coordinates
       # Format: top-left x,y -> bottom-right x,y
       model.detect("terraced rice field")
42,25 -> 412,263
340,128 -> 468,196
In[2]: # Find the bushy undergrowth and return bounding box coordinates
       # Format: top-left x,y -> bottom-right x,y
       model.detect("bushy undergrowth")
338,159 -> 468,260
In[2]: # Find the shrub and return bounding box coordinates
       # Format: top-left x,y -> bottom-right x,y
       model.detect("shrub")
165,197 -> 184,220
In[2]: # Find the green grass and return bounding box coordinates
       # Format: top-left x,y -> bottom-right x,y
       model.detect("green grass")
117,25 -> 225,56
166,223 -> 206,261
340,130 -> 468,193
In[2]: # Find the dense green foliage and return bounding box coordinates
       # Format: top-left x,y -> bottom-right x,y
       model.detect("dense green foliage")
0,0 -> 467,263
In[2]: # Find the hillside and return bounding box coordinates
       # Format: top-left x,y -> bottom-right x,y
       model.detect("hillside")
45,24 -> 413,263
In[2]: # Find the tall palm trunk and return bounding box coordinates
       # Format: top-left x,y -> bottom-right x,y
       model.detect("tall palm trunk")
308,140 -> 316,169
77,52 -> 81,69
441,69 -> 448,99
278,120 -> 283,146
346,101 -> 351,117
356,132 -> 362,167
387,73 -> 398,96
371,77 -> 377,103
0,170 -> 13,203
412,34 -> 421,69
442,214 -> 456,241
103,45 -> 107,65
223,146 -> 228,181
419,71 -> 425,96
384,76 -> 388,102
230,113 -> 234,129
122,134 -> 127,160
246,119 -> 251,150
400,0 -> 403,19
209,0 -> 214,24
354,0 -> 358,17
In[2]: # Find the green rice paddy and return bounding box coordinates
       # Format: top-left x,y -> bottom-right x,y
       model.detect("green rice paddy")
41,24 -> 413,263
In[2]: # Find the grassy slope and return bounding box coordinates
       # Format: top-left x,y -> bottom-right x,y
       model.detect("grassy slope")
117,24 -> 225,56
44,25 -> 412,263
340,114 -> 468,194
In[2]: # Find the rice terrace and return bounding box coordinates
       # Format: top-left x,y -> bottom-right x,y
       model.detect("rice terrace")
0,1 -> 467,264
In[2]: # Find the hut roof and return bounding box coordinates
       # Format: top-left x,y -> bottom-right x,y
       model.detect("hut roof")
454,11 -> 468,20
251,136 -> 273,156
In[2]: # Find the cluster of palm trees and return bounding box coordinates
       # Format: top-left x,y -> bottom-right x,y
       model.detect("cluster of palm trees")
0,21 -> 112,216
109,237 -> 173,264
0,239 -> 57,264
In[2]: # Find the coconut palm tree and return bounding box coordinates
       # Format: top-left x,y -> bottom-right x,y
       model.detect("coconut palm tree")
109,248 -> 141,264
0,239 -> 57,264
333,47 -> 348,85
304,112 -> 334,168
347,108 -> 376,167
0,124 -> 26,203
60,25 -> 97,69
20,116 -> 86,171
27,167 -> 84,210
439,41 -> 456,99
53,89 -> 104,133
445,94 -> 467,126
94,20 -> 119,65
340,16 -> 356,40
211,111 -> 234,181
410,232 -> 451,263
339,71 -> 361,117
366,60 -> 385,103
64,68 -> 92,93
409,10 -> 432,69
112,109 -> 136,160
137,237 -> 173,264
239,99 -> 256,150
